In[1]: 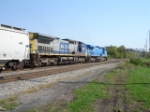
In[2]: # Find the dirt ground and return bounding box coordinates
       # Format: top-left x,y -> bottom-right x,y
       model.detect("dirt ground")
9,61 -> 122,112
94,70 -> 129,112
94,69 -> 144,112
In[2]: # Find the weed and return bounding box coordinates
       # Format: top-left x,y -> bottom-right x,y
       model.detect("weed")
21,83 -> 54,94
113,106 -> 122,112
129,58 -> 142,66
0,96 -> 19,111
118,61 -> 135,70
64,82 -> 108,112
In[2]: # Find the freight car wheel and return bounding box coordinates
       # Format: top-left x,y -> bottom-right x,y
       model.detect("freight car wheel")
12,64 -> 17,71
17,62 -> 24,69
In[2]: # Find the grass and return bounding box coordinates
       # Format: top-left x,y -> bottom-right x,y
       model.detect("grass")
103,65 -> 150,111
105,60 -> 150,111
0,96 -> 19,111
62,82 -> 108,112
56,68 -> 128,112
105,69 -> 126,82
126,67 -> 150,109
140,58 -> 150,63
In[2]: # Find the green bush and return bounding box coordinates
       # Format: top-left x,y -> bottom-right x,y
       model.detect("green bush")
129,58 -> 142,66
118,61 -> 135,70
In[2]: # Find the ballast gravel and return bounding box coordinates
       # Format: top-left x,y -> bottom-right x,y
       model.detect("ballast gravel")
0,62 -> 119,100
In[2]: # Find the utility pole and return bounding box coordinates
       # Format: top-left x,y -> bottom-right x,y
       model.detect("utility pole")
149,30 -> 150,52
146,39 -> 147,52
145,39 -> 147,57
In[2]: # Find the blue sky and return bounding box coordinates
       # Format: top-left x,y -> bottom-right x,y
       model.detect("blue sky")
0,0 -> 150,49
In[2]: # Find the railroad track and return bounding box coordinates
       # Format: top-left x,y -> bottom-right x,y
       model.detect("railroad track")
0,59 -> 122,84
0,64 -> 68,74
0,61 -> 102,74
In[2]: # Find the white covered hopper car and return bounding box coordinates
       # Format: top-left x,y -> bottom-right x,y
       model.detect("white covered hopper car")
0,24 -> 30,70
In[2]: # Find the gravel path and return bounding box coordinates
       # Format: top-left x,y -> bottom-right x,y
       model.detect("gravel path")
0,60 -> 122,112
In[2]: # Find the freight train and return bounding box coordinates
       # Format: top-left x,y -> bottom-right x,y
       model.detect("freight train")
0,24 -> 107,71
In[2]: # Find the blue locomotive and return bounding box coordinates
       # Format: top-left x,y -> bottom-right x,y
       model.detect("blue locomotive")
86,45 -> 107,62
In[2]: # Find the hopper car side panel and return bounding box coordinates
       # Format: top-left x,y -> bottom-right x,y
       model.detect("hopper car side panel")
0,25 -> 30,70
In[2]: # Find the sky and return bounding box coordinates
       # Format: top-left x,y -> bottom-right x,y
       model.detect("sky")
0,0 -> 150,49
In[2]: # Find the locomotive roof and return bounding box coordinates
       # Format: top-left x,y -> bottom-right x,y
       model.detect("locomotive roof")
62,38 -> 78,42
29,32 -> 59,39
62,38 -> 84,43
62,38 -> 76,42
86,45 -> 104,48
96,46 -> 102,48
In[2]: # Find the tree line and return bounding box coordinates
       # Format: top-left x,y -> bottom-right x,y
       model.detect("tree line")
106,45 -> 140,59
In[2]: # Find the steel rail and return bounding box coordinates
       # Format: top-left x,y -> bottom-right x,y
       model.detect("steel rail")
0,59 -> 121,84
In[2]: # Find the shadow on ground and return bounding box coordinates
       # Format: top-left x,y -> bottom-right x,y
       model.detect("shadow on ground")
59,81 -> 150,85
